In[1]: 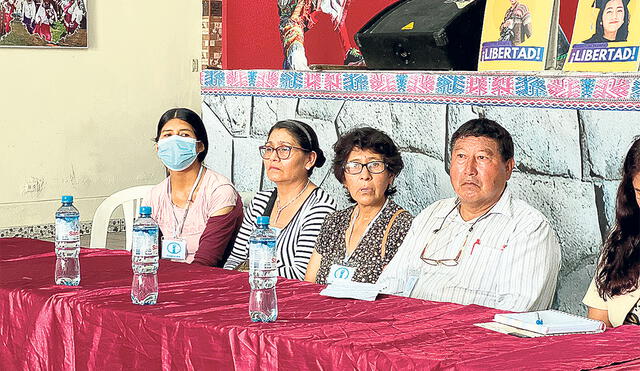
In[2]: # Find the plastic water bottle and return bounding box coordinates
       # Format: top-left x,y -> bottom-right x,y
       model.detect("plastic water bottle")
131,206 -> 159,305
248,216 -> 278,322
55,195 -> 80,285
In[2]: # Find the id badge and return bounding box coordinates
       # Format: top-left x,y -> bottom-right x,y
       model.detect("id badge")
162,237 -> 187,260
327,264 -> 356,283
402,275 -> 419,297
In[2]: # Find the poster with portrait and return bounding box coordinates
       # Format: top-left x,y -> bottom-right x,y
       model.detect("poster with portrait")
478,0 -> 559,71
564,0 -> 640,71
0,0 -> 87,48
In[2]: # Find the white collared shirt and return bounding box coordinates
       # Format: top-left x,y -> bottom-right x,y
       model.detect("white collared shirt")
377,187 -> 561,312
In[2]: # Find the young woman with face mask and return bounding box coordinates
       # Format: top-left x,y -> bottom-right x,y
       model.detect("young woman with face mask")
145,108 -> 244,267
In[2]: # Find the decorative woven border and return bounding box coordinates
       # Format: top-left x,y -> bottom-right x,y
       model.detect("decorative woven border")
201,70 -> 640,111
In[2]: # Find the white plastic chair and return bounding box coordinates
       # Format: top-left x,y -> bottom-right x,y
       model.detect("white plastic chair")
90,185 -> 154,251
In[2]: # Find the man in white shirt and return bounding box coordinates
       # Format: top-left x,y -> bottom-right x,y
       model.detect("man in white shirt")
377,118 -> 561,312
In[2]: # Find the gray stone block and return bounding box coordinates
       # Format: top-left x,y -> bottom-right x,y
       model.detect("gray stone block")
297,99 -> 344,123
250,97 -> 299,138
597,180 -> 620,239
261,173 -> 276,192
580,110 -> 640,180
447,105 -> 480,132
231,137 -> 264,192
202,103 -> 233,178
448,106 -> 581,179
306,119 -> 339,188
318,171 -> 352,210
336,101 -> 393,136
508,173 -> 602,272
553,257 -> 597,315
390,103 -> 446,160
393,153 -> 456,216
202,95 -> 251,137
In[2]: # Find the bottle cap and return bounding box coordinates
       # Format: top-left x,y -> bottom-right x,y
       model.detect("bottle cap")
61,195 -> 73,203
256,216 -> 270,225
140,206 -> 152,215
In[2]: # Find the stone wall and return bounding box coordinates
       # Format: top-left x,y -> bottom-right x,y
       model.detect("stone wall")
202,94 -> 640,315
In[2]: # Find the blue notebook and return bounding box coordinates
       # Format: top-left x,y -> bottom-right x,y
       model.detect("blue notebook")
493,309 -> 606,335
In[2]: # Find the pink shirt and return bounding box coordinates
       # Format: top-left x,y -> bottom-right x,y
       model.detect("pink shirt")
146,167 -> 238,263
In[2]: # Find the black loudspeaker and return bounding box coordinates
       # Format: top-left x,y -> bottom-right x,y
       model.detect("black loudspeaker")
356,0 -> 487,70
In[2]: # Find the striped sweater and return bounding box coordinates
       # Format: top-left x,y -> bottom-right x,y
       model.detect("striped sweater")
224,187 -> 337,280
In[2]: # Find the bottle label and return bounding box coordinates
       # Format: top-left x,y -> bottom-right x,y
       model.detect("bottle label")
55,216 -> 80,242
249,240 -> 277,270
133,229 -> 159,257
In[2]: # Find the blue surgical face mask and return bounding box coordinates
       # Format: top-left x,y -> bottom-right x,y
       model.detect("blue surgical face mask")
157,136 -> 199,171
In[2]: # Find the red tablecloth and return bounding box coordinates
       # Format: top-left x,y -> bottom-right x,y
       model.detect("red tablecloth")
2,238 -> 640,370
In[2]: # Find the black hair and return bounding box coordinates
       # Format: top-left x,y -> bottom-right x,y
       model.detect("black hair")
268,120 -> 325,175
594,0 -> 630,42
596,137 -> 640,298
155,108 -> 208,163
450,118 -> 514,161
332,127 -> 404,201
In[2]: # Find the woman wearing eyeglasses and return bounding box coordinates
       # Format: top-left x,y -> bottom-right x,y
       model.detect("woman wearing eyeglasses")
224,120 -> 337,280
304,127 -> 413,284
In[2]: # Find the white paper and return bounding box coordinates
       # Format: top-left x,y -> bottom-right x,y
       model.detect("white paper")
493,310 -> 606,335
475,322 -> 545,338
319,281 -> 383,301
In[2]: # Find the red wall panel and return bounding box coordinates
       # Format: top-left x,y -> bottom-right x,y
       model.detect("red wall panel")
223,0 -> 581,69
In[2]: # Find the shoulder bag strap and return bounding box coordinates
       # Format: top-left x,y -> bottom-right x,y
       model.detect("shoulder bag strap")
381,209 -> 407,260
262,189 -> 278,217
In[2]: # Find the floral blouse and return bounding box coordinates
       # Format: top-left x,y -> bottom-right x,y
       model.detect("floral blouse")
314,199 -> 413,284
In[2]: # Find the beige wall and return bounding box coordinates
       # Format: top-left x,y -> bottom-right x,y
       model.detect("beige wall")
0,0 -> 202,228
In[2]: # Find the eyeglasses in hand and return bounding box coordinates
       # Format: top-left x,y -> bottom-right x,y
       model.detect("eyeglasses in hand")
344,161 -> 387,175
259,145 -> 309,160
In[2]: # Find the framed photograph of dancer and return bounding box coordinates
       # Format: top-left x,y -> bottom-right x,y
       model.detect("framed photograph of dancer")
0,0 -> 87,48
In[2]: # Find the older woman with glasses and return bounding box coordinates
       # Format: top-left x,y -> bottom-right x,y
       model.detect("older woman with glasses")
304,127 -> 413,284
224,120 -> 337,280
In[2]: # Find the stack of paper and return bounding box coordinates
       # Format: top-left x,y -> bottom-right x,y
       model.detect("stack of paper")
493,310 -> 606,335
319,281 -> 383,301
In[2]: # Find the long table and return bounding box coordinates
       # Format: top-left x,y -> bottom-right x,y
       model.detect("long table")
2,238 -> 640,370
